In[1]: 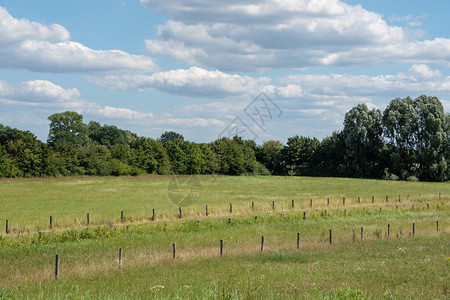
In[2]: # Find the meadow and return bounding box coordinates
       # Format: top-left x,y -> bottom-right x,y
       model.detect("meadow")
0,176 -> 449,299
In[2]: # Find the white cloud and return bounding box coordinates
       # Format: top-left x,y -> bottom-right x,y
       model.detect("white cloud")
141,0 -> 450,71
0,79 -> 225,142
279,65 -> 450,98
86,66 -> 270,97
0,6 -> 158,73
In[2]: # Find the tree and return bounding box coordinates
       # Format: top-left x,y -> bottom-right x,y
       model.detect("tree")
132,137 -> 171,174
314,131 -> 346,177
342,104 -> 385,178
256,140 -> 284,175
88,121 -> 137,147
382,97 -> 417,179
199,144 -> 219,174
282,135 -> 320,175
47,112 -> 90,148
413,95 -> 448,181
165,140 -> 187,174
159,131 -> 184,145
210,138 -> 245,175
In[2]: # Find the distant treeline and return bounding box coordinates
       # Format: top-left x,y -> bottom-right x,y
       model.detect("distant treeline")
0,95 -> 448,181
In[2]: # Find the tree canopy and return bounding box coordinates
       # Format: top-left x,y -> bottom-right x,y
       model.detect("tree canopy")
1,95 -> 448,181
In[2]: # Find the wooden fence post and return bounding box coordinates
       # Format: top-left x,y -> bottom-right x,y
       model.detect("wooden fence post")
412,223 -> 415,236
220,239 -> 223,256
272,201 -> 275,210
372,196 -> 374,203
230,203 -> 232,213
87,213 -> 90,225
358,196 -> 360,204
152,209 -> 155,221
329,230 -> 332,244
5,220 -> 9,234
179,207 -> 182,219
252,202 -> 254,209
292,199 -> 295,209
119,248 -> 123,268
388,224 -> 390,237
297,232 -> 300,249
436,220 -> 439,232
206,205 -> 209,216
327,198 -> 330,206
398,195 -> 401,203
303,212 -> 306,220
386,195 -> 388,203
50,216 -> 53,229
55,254 -> 60,280
173,243 -> 176,259
121,211 -> 124,221
361,227 -> 364,240
261,236 -> 264,253
439,193 -> 441,199
343,197 -> 345,205
310,199 -> 312,207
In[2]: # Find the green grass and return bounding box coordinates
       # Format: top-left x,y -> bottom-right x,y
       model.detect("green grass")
0,175 -> 448,229
0,176 -> 449,299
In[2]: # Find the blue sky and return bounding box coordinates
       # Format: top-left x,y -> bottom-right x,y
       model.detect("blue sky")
0,0 -> 449,143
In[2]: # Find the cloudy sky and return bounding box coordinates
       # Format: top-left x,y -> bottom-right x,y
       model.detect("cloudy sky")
0,0 -> 449,143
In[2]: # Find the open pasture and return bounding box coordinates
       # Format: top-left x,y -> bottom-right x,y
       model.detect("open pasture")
0,176 -> 449,299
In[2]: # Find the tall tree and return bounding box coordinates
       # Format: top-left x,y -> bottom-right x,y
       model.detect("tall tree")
256,140 -> 284,175
47,111 -> 90,148
342,104 -> 385,178
283,135 -> 320,175
413,95 -> 448,181
382,97 -> 417,179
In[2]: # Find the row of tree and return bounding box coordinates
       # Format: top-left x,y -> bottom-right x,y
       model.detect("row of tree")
0,95 -> 448,181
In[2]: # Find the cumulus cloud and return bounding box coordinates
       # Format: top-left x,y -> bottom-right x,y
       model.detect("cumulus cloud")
278,64 -> 450,99
141,0 -> 450,71
0,79 -> 224,141
0,6 -> 158,73
86,66 -> 270,97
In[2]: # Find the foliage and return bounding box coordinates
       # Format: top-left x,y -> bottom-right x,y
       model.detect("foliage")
47,111 -> 90,148
0,95 -> 448,181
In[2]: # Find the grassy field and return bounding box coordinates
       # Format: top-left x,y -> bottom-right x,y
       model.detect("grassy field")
0,176 -> 449,299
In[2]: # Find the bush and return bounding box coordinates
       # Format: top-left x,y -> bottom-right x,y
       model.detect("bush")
407,175 -> 419,182
333,286 -> 368,300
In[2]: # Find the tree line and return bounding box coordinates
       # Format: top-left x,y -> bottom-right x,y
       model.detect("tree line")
0,95 -> 448,181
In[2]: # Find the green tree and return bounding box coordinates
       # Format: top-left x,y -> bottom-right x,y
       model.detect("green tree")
47,140 -> 81,176
382,97 -> 417,179
77,144 -> 112,176
413,95 -> 448,181
159,131 -> 184,145
342,104 -> 385,178
210,138 -> 245,175
47,111 -> 90,148
180,141 -> 204,174
88,121 -> 137,147
199,144 -> 219,174
256,140 -> 284,175
282,135 -> 320,175
132,138 -> 171,174
314,131 -> 346,177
